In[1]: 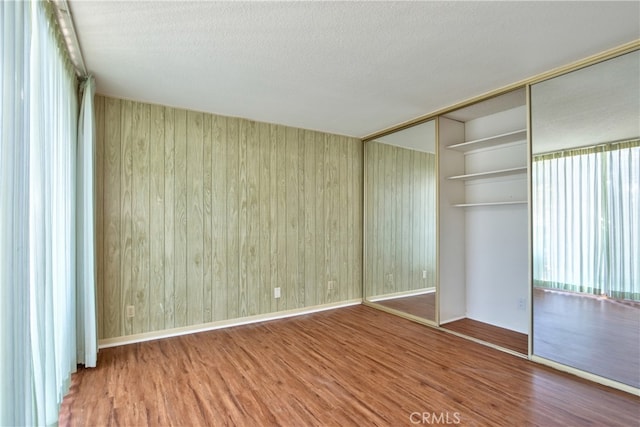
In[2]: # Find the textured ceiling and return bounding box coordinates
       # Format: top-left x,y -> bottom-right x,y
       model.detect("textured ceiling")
531,50 -> 640,155
69,1 -> 639,138
378,119 -> 436,153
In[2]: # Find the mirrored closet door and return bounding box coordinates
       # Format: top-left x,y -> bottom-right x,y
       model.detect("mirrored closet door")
364,120 -> 437,323
531,49 -> 640,389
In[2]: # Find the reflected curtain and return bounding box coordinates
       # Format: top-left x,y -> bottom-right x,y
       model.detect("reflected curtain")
532,139 -> 640,301
1,1 -> 97,425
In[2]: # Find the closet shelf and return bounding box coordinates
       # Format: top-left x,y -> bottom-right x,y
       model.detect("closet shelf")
447,166 -> 527,181
446,129 -> 527,152
451,200 -> 528,208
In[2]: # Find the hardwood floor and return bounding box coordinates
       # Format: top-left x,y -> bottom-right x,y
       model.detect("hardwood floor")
375,293 -> 527,355
374,292 -> 436,321
533,287 -> 640,388
60,305 -> 638,426
442,318 -> 528,355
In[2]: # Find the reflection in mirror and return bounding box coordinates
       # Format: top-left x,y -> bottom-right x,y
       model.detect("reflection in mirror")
364,120 -> 437,323
531,50 -> 640,388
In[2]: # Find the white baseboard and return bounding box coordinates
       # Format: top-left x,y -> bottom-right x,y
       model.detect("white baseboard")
98,299 -> 362,349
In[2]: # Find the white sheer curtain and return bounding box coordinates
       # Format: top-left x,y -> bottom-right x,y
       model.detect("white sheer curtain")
533,140 -> 640,301
76,76 -> 98,368
1,1 -> 98,425
1,2 -> 34,425
29,2 -> 79,424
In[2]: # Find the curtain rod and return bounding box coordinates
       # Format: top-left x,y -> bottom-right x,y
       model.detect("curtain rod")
49,0 -> 88,78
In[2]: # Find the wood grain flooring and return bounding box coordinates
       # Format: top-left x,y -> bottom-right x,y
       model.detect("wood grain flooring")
374,294 -> 527,355
442,318 -> 528,355
374,292 -> 436,321
59,305 -> 638,427
533,287 -> 640,388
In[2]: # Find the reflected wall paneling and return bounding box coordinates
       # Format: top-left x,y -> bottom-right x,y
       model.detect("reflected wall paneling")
364,141 -> 436,298
95,95 -> 363,340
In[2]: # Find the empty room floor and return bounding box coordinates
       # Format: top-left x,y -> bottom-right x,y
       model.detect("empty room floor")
60,305 -> 638,426
374,292 -> 436,321
533,287 -> 640,389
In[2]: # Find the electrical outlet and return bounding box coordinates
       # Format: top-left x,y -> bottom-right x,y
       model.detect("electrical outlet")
518,298 -> 526,311
422,270 -> 427,279
328,280 -> 336,290
274,287 -> 281,299
126,305 -> 135,318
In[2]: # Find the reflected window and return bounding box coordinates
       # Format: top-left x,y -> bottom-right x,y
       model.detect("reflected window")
532,139 -> 640,301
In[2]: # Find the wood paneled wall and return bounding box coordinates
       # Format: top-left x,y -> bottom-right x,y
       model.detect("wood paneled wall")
95,95 -> 363,339
364,141 -> 436,298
